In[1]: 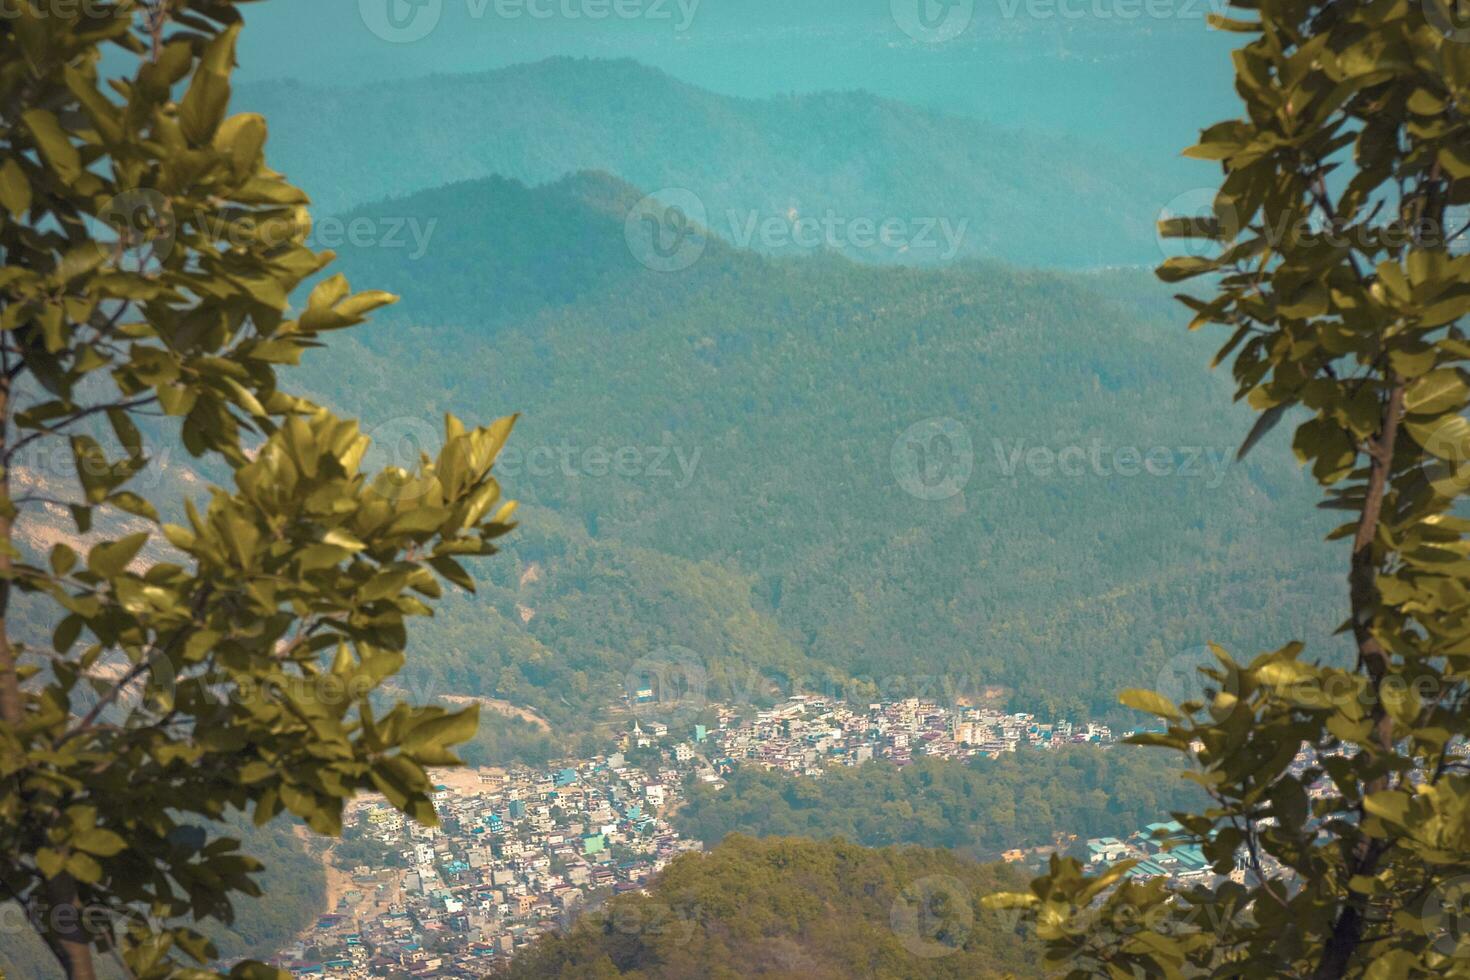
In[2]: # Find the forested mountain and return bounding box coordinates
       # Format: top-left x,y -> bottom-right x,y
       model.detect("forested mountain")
496,835 -> 1035,979
285,170 -> 1346,748
236,57 -> 1165,267
675,749 -> 1206,859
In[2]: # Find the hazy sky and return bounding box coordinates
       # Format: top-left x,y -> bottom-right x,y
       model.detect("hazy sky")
237,0 -> 1239,163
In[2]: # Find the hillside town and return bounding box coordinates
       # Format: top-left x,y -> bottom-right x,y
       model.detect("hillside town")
258,696 -> 1229,978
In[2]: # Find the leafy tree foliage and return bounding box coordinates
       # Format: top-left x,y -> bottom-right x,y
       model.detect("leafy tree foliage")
990,2 -> 1470,976
499,834 -> 1036,979
0,3 -> 515,977
2,820 -> 325,980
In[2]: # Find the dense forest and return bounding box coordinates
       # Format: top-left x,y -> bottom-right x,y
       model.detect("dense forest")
675,748 -> 1207,858
235,57 -> 1164,267
275,170 -> 1345,745
497,835 -> 1036,979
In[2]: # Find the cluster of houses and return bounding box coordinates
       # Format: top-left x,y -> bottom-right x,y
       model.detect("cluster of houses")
262,751 -> 705,978
702,694 -> 1118,775
1083,822 -> 1213,882
255,695 -> 1134,977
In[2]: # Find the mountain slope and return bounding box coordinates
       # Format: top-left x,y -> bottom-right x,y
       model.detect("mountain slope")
239,57 -> 1165,267
498,835 -> 1036,979
291,171 -> 1345,731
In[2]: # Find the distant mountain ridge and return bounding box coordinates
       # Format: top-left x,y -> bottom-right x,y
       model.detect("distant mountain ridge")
239,57 -> 1166,268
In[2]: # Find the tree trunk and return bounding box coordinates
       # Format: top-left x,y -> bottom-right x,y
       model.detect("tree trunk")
1311,383 -> 1404,980
44,874 -> 98,980
0,378 -> 22,729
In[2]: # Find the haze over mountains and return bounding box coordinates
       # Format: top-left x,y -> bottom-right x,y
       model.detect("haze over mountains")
286,170 -> 1345,748
235,0 -> 1238,165
240,57 -> 1168,267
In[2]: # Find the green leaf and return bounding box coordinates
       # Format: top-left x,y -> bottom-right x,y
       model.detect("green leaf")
1408,414 -> 1470,462
21,109 -> 80,182
1238,404 -> 1288,460
179,28 -> 237,144
0,157 -> 31,216
1156,256 -> 1219,283
74,827 -> 127,857
87,532 -> 150,579
65,852 -> 102,883
1119,688 -> 1182,720
427,555 -> 475,592
403,707 -> 481,757
49,543 -> 77,576
1405,370 -> 1469,416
